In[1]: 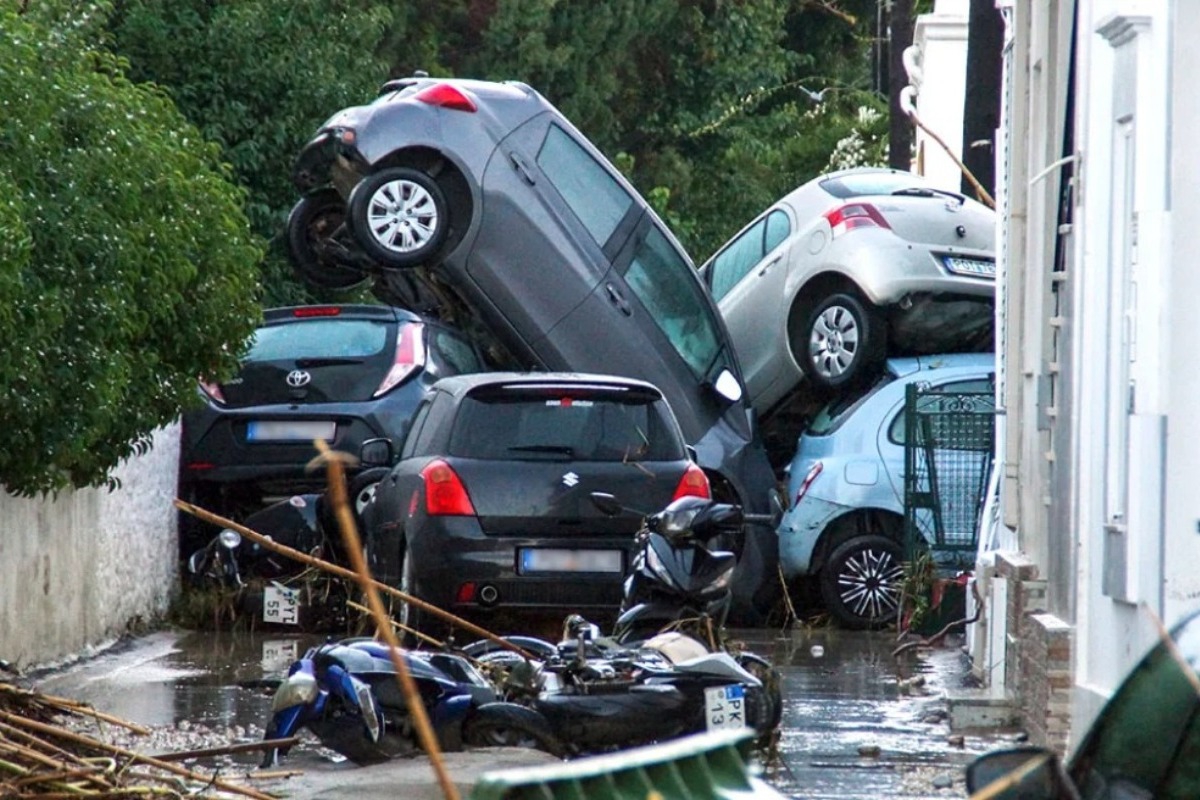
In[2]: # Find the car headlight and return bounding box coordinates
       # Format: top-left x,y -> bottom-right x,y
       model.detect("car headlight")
271,670 -> 318,712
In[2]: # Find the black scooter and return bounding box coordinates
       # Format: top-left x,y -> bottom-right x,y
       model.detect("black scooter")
589,492 -> 777,646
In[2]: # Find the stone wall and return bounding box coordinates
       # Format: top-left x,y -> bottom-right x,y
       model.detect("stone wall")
0,425 -> 179,669
996,551 -> 1074,753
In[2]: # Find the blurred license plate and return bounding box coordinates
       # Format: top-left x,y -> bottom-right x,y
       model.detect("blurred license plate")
519,548 -> 623,573
705,684 -> 747,731
943,255 -> 996,277
246,420 -> 336,442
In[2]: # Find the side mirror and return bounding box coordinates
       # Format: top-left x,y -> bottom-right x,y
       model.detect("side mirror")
360,438 -> 394,468
712,369 -> 744,404
589,492 -> 622,517
965,747 -> 1074,799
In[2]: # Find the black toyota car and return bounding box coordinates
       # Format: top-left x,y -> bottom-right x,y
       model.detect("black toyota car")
178,304 -> 483,552
359,372 -> 712,635
287,76 -> 779,617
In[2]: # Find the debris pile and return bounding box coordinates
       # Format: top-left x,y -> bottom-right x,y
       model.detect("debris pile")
0,682 -> 284,799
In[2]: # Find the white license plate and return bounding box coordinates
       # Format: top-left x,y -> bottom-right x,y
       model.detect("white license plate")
705,684 -> 747,731
263,583 -> 300,625
246,420 -> 336,442
519,548 -> 623,573
260,639 -> 299,673
942,255 -> 996,277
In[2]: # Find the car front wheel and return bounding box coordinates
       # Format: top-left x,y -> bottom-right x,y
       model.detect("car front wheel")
348,167 -> 449,269
798,291 -> 885,390
819,535 -> 905,629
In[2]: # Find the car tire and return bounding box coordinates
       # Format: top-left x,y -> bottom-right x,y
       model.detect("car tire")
286,188 -> 369,290
398,551 -> 428,641
347,467 -> 389,528
348,167 -> 449,269
463,703 -> 566,757
797,291 -> 885,391
819,534 -> 905,630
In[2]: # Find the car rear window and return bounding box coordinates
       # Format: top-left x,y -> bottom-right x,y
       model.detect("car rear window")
819,172 -> 931,199
246,319 -> 389,361
448,389 -> 684,462
806,373 -> 895,436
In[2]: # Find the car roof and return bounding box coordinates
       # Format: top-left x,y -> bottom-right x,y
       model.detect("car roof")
884,352 -> 995,380
430,371 -> 666,399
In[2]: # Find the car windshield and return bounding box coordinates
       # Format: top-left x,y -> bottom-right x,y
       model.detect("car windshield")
448,390 -> 684,462
245,320 -> 389,361
820,172 -> 935,199
622,226 -> 723,379
1070,616 -> 1200,798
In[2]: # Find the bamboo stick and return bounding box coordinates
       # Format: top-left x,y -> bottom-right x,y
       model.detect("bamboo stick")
149,736 -> 299,763
316,441 -> 461,800
0,711 -> 277,800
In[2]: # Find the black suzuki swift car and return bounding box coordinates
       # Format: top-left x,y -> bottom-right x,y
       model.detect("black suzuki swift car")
178,304 -> 482,552
360,372 -> 712,635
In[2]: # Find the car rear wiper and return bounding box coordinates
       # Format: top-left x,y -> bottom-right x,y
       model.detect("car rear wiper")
508,445 -> 576,457
294,357 -> 365,367
892,186 -> 966,205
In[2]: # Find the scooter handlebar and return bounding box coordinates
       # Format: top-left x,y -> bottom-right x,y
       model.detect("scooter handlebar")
742,513 -> 776,526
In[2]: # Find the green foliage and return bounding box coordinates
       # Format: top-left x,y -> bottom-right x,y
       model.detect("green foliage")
108,0 -> 394,305
0,2 -> 263,495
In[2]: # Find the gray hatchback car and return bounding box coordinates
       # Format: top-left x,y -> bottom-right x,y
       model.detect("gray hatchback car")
287,75 -> 778,618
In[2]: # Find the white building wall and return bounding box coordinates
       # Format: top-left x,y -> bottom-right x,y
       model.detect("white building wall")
0,425 -> 179,668
911,0 -> 971,187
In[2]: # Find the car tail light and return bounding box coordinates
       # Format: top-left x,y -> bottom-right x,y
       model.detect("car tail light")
198,379 -> 225,404
823,203 -> 891,238
292,306 -> 342,318
456,582 -> 477,603
421,459 -> 476,516
415,83 -> 477,113
672,463 -> 711,501
374,322 -> 426,397
793,462 -> 824,506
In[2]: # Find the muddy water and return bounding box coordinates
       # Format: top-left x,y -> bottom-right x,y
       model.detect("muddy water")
34,626 -> 1015,797
740,627 -> 1008,799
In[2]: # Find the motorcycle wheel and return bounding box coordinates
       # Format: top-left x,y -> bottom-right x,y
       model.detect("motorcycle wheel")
737,652 -> 784,741
307,718 -> 398,766
462,703 -> 566,758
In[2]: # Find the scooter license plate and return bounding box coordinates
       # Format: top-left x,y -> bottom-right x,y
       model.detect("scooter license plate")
704,684 -> 747,731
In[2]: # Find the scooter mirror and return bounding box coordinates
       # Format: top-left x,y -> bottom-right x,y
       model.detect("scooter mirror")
589,492 -> 622,516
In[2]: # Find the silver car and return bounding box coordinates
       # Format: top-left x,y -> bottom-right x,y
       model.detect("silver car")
776,353 -> 994,629
700,167 -> 995,413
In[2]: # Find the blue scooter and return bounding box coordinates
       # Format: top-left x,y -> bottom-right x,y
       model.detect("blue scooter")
261,638 -> 563,766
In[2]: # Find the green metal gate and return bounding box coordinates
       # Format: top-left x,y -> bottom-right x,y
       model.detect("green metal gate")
903,383 -> 995,570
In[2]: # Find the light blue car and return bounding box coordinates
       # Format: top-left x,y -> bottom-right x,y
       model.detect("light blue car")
777,352 -> 994,628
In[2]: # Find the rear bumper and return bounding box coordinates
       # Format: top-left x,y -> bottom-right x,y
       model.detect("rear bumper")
404,518 -> 633,613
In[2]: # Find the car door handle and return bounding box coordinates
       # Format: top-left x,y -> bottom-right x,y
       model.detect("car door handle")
757,256 -> 782,277
509,152 -> 536,186
605,283 -> 633,316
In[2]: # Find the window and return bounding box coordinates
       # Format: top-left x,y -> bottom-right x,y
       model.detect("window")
429,329 -> 483,375
448,391 -> 684,462
400,399 -> 433,459
806,373 -> 895,436
710,219 -> 767,301
819,172 -> 937,199
708,210 -> 791,302
537,124 -> 634,247
621,226 -> 721,379
247,320 -> 387,361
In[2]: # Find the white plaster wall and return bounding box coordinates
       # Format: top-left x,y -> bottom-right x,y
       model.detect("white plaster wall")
0,424 -> 179,668
912,0 -> 970,187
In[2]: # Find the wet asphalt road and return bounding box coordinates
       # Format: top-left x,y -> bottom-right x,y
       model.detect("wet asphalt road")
30,625 -> 1016,798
